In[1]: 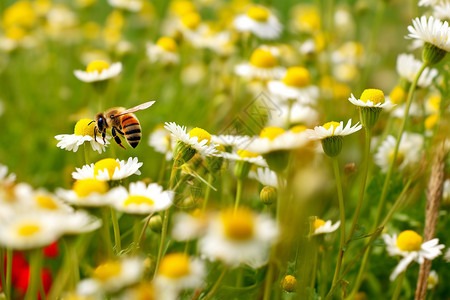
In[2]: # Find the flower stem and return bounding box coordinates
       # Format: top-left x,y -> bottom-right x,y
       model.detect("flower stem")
349,62 -> 428,297
25,249 -> 42,300
263,261 -> 275,300
83,143 -> 90,165
347,127 -> 372,242
138,213 -> 153,251
330,157 -> 345,289
5,248 -> 12,300
132,217 -> 141,253
203,266 -> 228,300
391,271 -> 406,300
234,179 -> 243,212
110,208 -> 121,254
101,207 -> 114,258
202,173 -> 213,212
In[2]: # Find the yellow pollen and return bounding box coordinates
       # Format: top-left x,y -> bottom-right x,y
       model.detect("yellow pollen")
237,149 -> 259,159
93,261 -> 121,281
249,49 -> 277,68
86,60 -> 110,73
159,253 -> 191,279
182,12 -> 201,30
73,179 -> 108,197
282,67 -> 311,88
360,89 -> 385,105
36,195 -> 58,210
246,6 -> 270,22
156,37 -> 177,52
222,208 -> 254,241
188,127 -> 211,145
322,121 -> 341,133
290,125 -> 307,133
313,218 -> 326,230
389,86 -> 406,105
93,158 -> 120,179
259,127 -> 285,141
74,119 -> 96,136
17,224 -> 40,237
124,195 -> 155,206
397,230 -> 423,251
388,151 -> 405,167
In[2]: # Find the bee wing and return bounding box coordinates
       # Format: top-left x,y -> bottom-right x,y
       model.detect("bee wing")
113,101 -> 155,117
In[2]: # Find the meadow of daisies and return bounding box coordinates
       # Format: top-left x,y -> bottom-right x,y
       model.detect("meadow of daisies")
0,0 -> 450,299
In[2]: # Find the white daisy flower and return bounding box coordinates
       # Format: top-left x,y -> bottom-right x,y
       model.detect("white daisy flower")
55,119 -> 109,153
110,181 -> 173,215
77,257 -> 144,295
383,230 -> 445,280
171,211 -> 208,241
267,103 -> 319,128
74,60 -> 122,83
348,91 -> 394,109
17,188 -> 73,213
246,127 -> 309,154
233,5 -> 282,40
311,218 -> 340,236
108,0 -> 143,12
58,210 -> 103,235
427,270 -> 439,289
391,102 -> 422,118
396,53 -> 438,88
331,41 -> 364,65
199,208 -> 278,268
406,15 -> 450,52
433,2 -> 450,20
72,157 -> 142,181
305,119 -> 362,140
235,48 -> 286,80
164,122 -> 218,158
146,37 -> 179,65
374,132 -> 424,173
210,135 -> 252,149
217,150 -> 268,167
268,67 -> 319,105
444,248 -> 450,262
57,178 -> 112,207
249,167 -> 279,188
188,28 -> 235,56
0,164 -> 16,186
148,124 -> 174,160
154,253 -> 206,300
0,212 -> 63,250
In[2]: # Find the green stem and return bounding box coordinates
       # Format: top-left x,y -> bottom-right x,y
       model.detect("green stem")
347,127 -> 372,241
202,266 -> 228,300
83,143 -> 90,165
158,157 -> 167,184
349,62 -> 428,297
132,217 -> 141,253
310,242 -> 319,289
25,249 -> 42,300
101,208 -> 114,258
330,157 -> 345,289
391,271 -> 406,300
202,173 -> 213,212
110,208 -> 121,254
6,248 -> 12,300
234,179 -> 243,212
263,261 -> 275,300
138,213 -> 153,251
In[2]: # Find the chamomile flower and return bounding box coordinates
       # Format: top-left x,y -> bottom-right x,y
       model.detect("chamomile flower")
19,188 -> 73,213
443,179 -> 450,206
154,253 -> 206,300
74,60 -> 122,82
268,67 -> 319,105
233,5 -> 282,40
348,89 -> 393,109
249,167 -> 279,188
311,218 -> 340,236
72,157 -> 143,181
235,48 -> 286,80
374,132 -> 424,173
58,210 -> 102,235
210,135 -> 252,150
383,230 -> 444,280
419,0 -> 441,6
148,124 -> 174,160
55,119 -> 109,153
199,208 -> 278,268
427,270 -> 439,289
218,150 -> 268,167
57,178 -> 112,207
110,181 -> 173,215
171,210 -> 208,241
164,122 -> 218,162
108,0 -> 143,12
267,103 -> 319,127
77,257 -> 144,295
188,28 -> 234,56
146,37 -> 179,65
433,2 -> 450,20
396,53 -> 438,88
305,120 -> 362,140
246,127 -> 309,155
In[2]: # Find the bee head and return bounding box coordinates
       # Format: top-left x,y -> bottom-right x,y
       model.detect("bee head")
95,113 -> 107,132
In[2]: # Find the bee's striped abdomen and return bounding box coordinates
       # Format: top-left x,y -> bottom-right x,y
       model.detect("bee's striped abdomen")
120,113 -> 141,148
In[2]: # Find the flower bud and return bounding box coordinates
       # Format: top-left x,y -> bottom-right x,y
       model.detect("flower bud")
260,186 -> 277,205
149,214 -> 162,233
282,275 -> 297,293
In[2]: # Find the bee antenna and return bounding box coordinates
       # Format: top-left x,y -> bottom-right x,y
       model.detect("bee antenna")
88,120 -> 95,125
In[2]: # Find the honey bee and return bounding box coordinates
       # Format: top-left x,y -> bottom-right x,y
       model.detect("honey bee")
92,101 -> 155,149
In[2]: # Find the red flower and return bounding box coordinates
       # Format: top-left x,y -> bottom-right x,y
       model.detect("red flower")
43,242 -> 59,258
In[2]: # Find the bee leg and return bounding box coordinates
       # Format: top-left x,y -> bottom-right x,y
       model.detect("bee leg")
93,126 -> 98,143
112,126 -> 126,149
116,127 -> 124,135
102,130 -> 107,145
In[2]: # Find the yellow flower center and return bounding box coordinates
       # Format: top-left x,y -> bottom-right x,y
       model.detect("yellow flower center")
425,114 -> 438,130
222,208 -> 254,241
74,119 -> 96,137
313,218 -> 326,230
322,121 -> 341,133
246,6 -> 269,22
297,8 -> 321,32
6,26 -> 27,40
282,67 -> 311,88
360,89 -> 385,105
389,86 -> 406,105
237,149 -> 259,158
73,179 -> 108,197
86,60 -> 110,73
36,195 -> 58,210
290,125 -> 307,133
282,275 -> 297,292
3,1 -> 36,29
188,127 -> 211,145
156,37 -> 177,52
259,127 -> 285,140
396,230 -> 423,251
17,224 -> 40,237
182,12 -> 201,30
249,49 -> 277,68
159,253 -> 191,278
388,150 -> 405,167
93,261 -> 121,281
428,95 -> 441,111
93,158 -> 120,179
170,0 -> 196,17
124,195 -> 155,206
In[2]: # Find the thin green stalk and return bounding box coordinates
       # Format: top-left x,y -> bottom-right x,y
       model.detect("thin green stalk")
330,157 -> 345,289
6,248 -> 12,300
286,98 -> 294,128
391,271 -> 406,300
110,208 -> 121,254
158,157 -> 167,184
202,173 -> 213,212
202,266 -> 228,300
347,127 -> 372,241
101,208 -> 114,258
349,62 -> 428,297
25,249 -> 42,300
263,261 -> 275,300
132,217 -> 141,253
83,143 -> 90,165
234,179 -> 243,212
138,213 -> 154,251
310,242 -> 319,289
